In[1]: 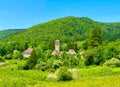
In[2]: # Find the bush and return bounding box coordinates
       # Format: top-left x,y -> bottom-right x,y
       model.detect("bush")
84,50 -> 94,66
4,54 -> 12,60
103,58 -> 120,67
62,54 -> 79,67
0,56 -> 5,62
84,46 -> 105,65
57,67 -> 73,81
12,50 -> 23,59
18,63 -> 26,70
78,58 -> 85,68
53,60 -> 63,69
35,61 -> 51,71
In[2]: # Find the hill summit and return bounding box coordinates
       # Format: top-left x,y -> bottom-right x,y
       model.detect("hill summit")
2,16 -> 120,50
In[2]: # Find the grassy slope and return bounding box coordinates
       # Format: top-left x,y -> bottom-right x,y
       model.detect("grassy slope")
0,60 -> 120,87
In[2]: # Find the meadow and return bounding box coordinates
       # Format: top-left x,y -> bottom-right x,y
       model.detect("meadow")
0,59 -> 120,87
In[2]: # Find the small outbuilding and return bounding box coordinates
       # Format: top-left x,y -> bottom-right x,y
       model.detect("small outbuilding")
22,48 -> 33,58
66,49 -> 76,55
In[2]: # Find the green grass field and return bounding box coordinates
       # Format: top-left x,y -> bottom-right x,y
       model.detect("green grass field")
0,59 -> 120,87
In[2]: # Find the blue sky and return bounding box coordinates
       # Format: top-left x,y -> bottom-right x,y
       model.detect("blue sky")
0,0 -> 120,30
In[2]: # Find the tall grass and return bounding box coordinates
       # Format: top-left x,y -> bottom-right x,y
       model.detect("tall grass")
0,59 -> 48,87
0,59 -> 120,87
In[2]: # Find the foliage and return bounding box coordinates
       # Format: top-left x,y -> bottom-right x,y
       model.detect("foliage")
84,39 -> 120,66
0,60 -> 47,87
57,67 -> 73,81
88,26 -> 102,49
4,54 -> 12,60
103,58 -> 120,67
1,16 -> 120,54
0,56 -> 5,62
0,16 -> 120,68
12,50 -> 23,59
53,60 -> 63,69
35,61 -> 51,71
1,16 -> 120,86
0,42 -> 7,56
61,43 -> 67,51
61,54 -> 79,67
103,41 -> 120,60
0,29 -> 24,39
81,39 -> 89,50
67,38 -> 78,51
1,60 -> 120,86
23,49 -> 38,70
84,49 -> 95,65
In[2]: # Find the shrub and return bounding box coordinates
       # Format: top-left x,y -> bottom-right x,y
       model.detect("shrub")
84,50 -> 94,66
0,56 -> 5,62
78,58 -> 85,68
103,58 -> 120,67
35,61 -> 51,71
53,60 -> 63,69
12,50 -> 23,59
4,54 -> 12,60
18,63 -> 26,70
62,55 -> 79,67
57,67 -> 73,81
84,46 -> 105,65
81,39 -> 88,50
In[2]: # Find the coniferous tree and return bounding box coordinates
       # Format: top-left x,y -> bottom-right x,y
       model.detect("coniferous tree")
23,49 -> 38,70
88,26 -> 102,49
67,38 -> 78,51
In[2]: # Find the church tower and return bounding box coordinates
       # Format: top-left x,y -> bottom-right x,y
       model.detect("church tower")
55,40 -> 60,54
52,40 -> 61,56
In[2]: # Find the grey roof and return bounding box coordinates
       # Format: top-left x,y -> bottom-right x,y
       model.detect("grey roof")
22,48 -> 33,58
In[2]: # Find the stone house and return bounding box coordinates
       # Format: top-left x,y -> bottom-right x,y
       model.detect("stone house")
22,48 -> 33,58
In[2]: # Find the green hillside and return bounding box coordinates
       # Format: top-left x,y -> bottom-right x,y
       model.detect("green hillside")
0,29 -> 25,39
0,16 -> 119,62
3,16 -> 120,47
0,16 -> 120,61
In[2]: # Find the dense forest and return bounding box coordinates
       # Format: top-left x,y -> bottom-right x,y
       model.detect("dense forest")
0,16 -> 120,70
0,29 -> 25,39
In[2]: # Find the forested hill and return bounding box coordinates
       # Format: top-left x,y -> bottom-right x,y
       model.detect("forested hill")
0,29 -> 25,39
2,16 -> 120,49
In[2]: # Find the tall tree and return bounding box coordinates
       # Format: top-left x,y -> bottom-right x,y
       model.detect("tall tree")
67,38 -> 78,51
88,26 -> 102,49
23,49 -> 38,70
